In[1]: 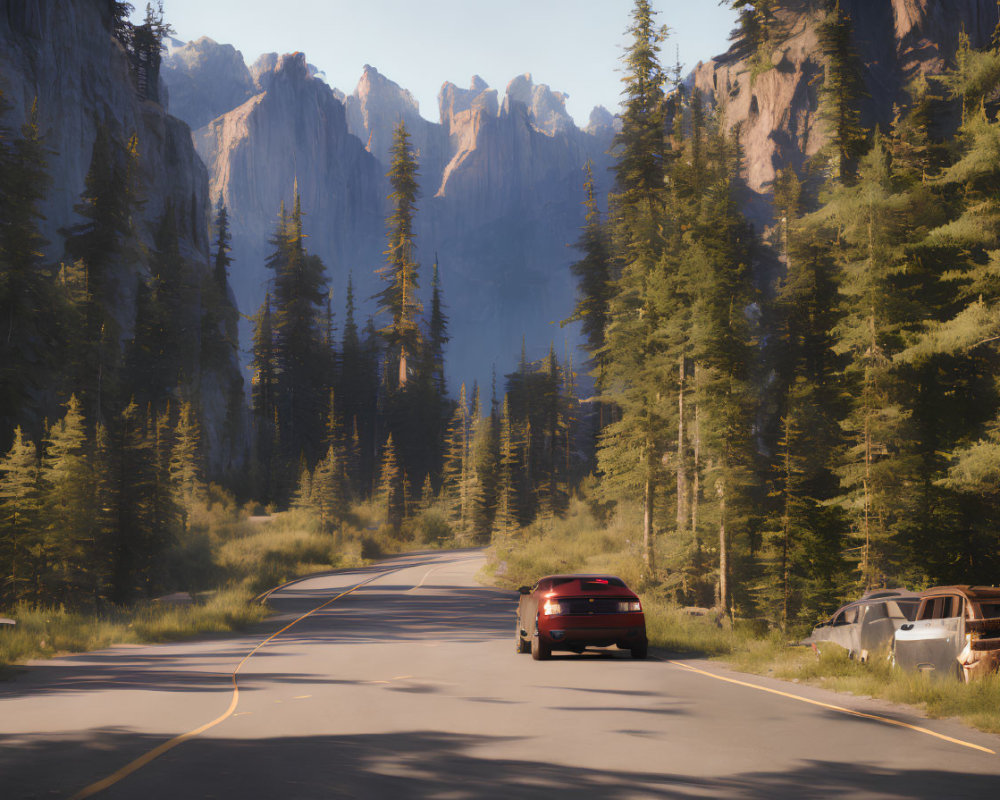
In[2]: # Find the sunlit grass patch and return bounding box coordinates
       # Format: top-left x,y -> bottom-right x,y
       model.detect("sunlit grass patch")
0,587 -> 268,670
1,493 -> 462,671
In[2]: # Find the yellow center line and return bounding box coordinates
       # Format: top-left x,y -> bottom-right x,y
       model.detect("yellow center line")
408,563 -> 447,592
668,659 -> 996,755
70,566 -> 403,799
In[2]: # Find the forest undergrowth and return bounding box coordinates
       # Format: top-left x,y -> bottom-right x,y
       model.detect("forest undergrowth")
0,489 -> 452,674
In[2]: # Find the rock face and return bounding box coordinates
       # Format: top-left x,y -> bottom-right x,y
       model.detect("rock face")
0,0 -> 241,467
1,0 -> 209,261
692,0 -> 1000,223
194,52 -> 384,328
164,49 -> 615,390
161,36 -> 255,130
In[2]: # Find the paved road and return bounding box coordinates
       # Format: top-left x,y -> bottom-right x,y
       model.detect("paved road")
2,549 -> 1000,799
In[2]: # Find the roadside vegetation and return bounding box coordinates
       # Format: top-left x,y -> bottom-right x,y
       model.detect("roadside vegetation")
0,489 -> 456,673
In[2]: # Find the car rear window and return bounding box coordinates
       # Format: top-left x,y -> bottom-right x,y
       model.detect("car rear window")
579,578 -> 625,590
558,597 -> 634,614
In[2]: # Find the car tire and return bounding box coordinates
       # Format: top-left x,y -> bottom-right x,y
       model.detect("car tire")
630,642 -> 648,660
515,621 -> 530,654
531,635 -> 551,661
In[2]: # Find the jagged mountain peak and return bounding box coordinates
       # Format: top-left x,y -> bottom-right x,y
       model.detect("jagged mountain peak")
249,50 -> 327,93
501,73 -> 575,136
345,64 -> 437,165
162,35 -> 254,129
585,105 -> 617,136
353,64 -> 421,119
438,77 -> 498,127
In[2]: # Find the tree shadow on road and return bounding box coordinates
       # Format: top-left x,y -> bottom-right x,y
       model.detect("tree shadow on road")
3,728 -> 998,800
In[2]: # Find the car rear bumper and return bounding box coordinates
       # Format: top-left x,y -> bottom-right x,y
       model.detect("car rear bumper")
540,624 -> 646,649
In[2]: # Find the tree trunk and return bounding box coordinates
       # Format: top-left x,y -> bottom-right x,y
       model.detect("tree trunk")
398,347 -> 408,388
643,446 -> 655,573
781,415 -> 791,630
718,474 -> 728,613
691,363 -> 700,536
676,355 -> 687,536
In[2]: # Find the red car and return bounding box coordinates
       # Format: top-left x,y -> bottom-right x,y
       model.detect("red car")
515,574 -> 647,660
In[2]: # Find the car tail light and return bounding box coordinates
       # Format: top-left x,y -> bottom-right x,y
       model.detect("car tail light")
542,599 -> 563,616
618,600 -> 642,613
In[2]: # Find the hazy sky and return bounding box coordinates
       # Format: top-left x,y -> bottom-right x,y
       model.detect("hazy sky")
143,0 -> 738,126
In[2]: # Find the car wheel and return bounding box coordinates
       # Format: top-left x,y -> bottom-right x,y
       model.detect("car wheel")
630,642 -> 648,660
515,621 -> 530,654
531,635 -> 551,661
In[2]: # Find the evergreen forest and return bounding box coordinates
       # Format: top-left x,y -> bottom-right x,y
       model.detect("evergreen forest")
3,0 -> 1000,635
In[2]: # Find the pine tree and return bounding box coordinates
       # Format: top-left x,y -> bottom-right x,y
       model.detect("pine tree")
493,394 -> 520,540
269,185 -> 328,472
727,1 -> 783,76
170,400 -> 204,511
467,387 -> 494,541
338,275 -> 364,484
0,428 -> 43,604
127,203 -> 198,405
892,43 -> 1000,583
376,120 -> 422,391
250,293 -> 278,503
612,0 -> 668,231
40,396 -> 98,604
827,137 -> 920,588
816,1 -> 869,183
212,201 -> 233,291
597,0 -> 672,572
130,1 -> 173,103
376,434 -> 403,530
62,126 -> 142,426
0,97 -> 55,450
684,114 -> 759,612
311,445 -> 346,531
149,404 -> 182,577
443,384 -> 470,536
427,256 -> 449,397
761,166 -> 849,625
103,402 -> 169,603
567,162 -> 613,361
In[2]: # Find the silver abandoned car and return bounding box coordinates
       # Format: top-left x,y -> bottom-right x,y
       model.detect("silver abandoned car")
893,585 -> 1000,681
803,589 -> 920,661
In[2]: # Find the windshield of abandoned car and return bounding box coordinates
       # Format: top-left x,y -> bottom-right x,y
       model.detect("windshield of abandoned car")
895,600 -> 919,621
975,602 -> 1000,618
919,596 -> 963,620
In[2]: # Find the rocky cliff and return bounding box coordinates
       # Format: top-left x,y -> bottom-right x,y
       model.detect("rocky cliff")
0,0 -> 242,467
164,42 -> 615,389
693,0 -> 1000,223
194,52 -> 385,329
161,35 -> 255,130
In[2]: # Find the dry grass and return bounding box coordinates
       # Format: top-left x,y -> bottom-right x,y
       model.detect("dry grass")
0,491 -> 442,671
0,587 -> 267,672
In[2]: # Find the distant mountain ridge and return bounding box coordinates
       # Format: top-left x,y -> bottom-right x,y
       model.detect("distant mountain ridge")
162,42 -> 616,391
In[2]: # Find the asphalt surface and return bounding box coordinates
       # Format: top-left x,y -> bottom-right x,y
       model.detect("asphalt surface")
2,549 -> 1000,799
